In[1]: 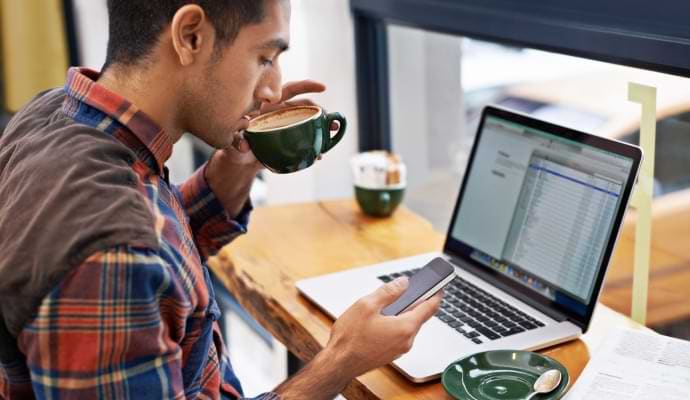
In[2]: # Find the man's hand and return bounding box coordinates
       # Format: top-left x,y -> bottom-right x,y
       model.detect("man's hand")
228,80 -> 328,164
205,80 -> 328,217
274,278 -> 442,399
325,277 -> 442,378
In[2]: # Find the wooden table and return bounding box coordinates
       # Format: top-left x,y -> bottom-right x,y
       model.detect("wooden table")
208,200 -> 644,399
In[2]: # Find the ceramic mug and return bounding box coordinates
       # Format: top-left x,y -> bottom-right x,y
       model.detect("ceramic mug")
245,105 -> 347,173
354,186 -> 405,217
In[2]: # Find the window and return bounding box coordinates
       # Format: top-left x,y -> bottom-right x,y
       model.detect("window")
386,31 -> 690,232
352,0 -> 690,337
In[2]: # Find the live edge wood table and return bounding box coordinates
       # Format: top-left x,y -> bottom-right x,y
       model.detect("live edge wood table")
208,200 -> 643,399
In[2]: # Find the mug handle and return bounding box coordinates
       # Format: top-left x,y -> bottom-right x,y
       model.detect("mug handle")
322,112 -> 347,153
379,191 -> 391,215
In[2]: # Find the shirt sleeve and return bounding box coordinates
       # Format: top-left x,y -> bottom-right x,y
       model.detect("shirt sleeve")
18,247 -> 189,399
176,165 -> 253,260
17,246 -> 280,400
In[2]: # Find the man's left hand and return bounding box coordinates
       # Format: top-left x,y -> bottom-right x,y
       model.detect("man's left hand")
205,80 -> 329,217
218,79 -> 328,168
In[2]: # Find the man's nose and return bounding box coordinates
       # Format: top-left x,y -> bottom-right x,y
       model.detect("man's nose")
256,71 -> 283,105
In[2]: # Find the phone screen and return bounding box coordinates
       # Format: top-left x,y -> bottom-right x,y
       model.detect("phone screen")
381,257 -> 455,316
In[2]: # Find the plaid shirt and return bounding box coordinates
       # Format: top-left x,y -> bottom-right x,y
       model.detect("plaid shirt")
1,68 -> 278,400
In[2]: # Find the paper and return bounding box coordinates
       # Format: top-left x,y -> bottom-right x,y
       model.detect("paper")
564,327 -> 690,400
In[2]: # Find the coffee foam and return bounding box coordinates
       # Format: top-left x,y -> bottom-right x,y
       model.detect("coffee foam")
248,107 -> 319,132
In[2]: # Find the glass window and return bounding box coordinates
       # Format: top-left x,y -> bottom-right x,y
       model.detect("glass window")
387,26 -> 690,231
387,25 -> 690,337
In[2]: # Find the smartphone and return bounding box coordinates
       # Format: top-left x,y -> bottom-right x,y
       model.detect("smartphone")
381,257 -> 455,316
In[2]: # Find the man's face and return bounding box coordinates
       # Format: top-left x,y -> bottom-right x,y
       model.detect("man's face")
184,0 -> 290,149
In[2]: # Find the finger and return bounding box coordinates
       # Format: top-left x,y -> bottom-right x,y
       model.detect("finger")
231,132 -> 252,153
280,80 -> 326,102
330,121 -> 340,131
366,277 -> 409,309
238,139 -> 251,153
402,290 -> 443,326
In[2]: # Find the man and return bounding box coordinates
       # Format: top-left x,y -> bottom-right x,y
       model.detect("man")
0,0 -> 441,399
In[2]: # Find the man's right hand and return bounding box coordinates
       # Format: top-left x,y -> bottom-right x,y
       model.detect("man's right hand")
325,277 -> 442,380
274,277 -> 441,399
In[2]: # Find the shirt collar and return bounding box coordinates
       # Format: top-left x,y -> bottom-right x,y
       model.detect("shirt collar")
62,67 -> 173,174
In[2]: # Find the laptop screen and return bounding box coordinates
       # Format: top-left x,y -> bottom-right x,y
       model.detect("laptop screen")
448,111 -> 636,317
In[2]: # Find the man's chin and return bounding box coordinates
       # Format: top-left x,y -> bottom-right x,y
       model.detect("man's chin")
185,133 -> 227,151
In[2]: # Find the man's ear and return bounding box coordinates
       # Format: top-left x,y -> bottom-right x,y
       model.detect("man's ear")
170,4 -> 210,66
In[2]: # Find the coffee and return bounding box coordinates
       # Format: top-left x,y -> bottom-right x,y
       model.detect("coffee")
248,107 -> 320,132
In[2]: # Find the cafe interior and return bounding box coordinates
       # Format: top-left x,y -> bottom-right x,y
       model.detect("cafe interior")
1,0 -> 690,399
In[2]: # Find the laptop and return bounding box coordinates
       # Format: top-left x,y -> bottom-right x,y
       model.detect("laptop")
297,106 -> 642,382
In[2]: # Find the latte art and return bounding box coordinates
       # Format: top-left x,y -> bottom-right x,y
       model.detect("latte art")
248,106 -> 320,132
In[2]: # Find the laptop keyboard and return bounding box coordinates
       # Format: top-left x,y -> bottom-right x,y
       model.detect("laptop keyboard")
378,269 -> 545,344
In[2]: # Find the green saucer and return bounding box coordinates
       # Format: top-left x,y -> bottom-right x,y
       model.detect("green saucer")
442,350 -> 569,400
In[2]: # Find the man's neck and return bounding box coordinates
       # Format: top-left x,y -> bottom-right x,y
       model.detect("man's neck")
97,64 -> 185,143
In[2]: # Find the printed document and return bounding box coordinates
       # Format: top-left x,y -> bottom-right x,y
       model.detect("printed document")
564,327 -> 690,399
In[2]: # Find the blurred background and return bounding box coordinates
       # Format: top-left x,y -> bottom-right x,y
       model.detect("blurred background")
2,0 -> 690,396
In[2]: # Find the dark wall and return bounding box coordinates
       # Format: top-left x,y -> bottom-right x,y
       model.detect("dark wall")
352,0 -> 690,78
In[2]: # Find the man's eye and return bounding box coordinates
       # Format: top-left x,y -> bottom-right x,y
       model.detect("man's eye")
260,57 -> 273,67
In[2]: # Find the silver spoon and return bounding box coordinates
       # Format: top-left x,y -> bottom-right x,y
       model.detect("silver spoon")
525,369 -> 561,399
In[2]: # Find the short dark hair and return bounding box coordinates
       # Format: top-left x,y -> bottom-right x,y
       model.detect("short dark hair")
104,0 -> 266,68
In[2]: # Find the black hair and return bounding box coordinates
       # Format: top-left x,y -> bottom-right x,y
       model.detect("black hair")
104,0 -> 266,68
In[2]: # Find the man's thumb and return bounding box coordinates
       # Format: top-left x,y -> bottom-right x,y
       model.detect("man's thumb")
369,277 -> 409,309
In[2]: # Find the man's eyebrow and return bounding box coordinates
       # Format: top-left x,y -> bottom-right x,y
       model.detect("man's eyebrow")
257,38 -> 290,52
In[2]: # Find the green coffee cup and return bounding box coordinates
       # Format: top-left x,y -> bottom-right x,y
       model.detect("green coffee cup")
354,186 -> 405,217
245,105 -> 347,173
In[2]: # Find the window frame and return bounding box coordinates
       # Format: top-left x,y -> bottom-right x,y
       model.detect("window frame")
351,0 -> 690,151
